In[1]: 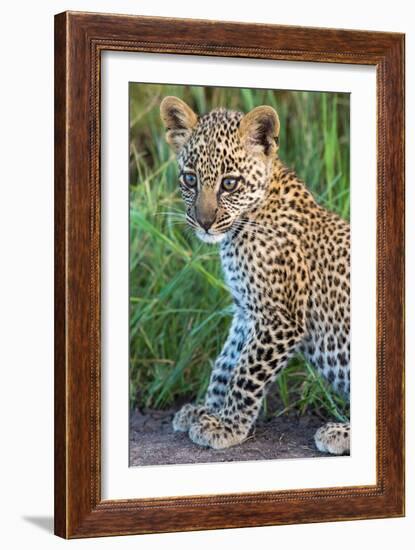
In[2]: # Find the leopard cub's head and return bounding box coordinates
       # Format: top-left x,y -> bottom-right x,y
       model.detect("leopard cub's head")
160,96 -> 279,243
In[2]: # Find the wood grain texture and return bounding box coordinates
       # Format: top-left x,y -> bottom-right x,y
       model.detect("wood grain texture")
54,11 -> 68,538
54,10 -> 405,539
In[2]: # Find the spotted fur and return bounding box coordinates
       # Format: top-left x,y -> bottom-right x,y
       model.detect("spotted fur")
160,96 -> 350,454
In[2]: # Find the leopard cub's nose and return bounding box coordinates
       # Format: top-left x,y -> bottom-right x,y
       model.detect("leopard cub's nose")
195,208 -> 217,232
197,216 -> 215,231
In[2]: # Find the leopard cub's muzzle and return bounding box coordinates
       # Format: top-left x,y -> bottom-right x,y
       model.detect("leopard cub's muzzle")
193,188 -> 218,232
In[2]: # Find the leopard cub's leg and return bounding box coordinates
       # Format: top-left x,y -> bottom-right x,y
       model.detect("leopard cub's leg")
189,313 -> 305,450
172,313 -> 248,433
314,422 -> 350,455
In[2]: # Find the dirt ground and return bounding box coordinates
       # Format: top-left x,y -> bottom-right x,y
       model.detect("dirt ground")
129,406 -> 332,466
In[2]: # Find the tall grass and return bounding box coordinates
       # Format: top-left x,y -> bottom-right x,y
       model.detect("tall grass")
129,83 -> 350,421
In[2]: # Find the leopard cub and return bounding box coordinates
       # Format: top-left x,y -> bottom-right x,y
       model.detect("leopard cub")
160,96 -> 350,455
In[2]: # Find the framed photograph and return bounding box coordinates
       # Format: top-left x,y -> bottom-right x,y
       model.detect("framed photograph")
54,11 -> 405,538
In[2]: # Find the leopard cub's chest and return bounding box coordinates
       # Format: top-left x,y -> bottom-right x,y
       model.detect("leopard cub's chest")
220,235 -> 248,306
220,230 -> 275,314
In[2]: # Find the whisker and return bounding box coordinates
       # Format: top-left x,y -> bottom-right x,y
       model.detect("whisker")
154,210 -> 186,218
185,216 -> 200,230
232,219 -> 283,240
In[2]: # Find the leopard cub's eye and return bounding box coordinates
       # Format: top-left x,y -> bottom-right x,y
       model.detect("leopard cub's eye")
221,176 -> 240,193
182,172 -> 197,188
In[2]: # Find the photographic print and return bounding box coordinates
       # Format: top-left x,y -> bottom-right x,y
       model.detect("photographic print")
55,12 -> 404,537
129,83 -> 350,467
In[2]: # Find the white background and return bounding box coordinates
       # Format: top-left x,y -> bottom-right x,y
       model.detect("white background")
0,0 -> 413,548
102,53 -> 376,499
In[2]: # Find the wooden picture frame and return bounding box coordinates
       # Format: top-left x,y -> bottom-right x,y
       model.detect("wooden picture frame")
54,11 -> 405,538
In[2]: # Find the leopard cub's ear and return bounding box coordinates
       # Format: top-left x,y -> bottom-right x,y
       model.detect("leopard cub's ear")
239,106 -> 280,157
160,96 -> 198,153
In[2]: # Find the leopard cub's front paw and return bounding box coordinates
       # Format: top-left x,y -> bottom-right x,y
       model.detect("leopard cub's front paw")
172,403 -> 206,432
188,413 -> 247,450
